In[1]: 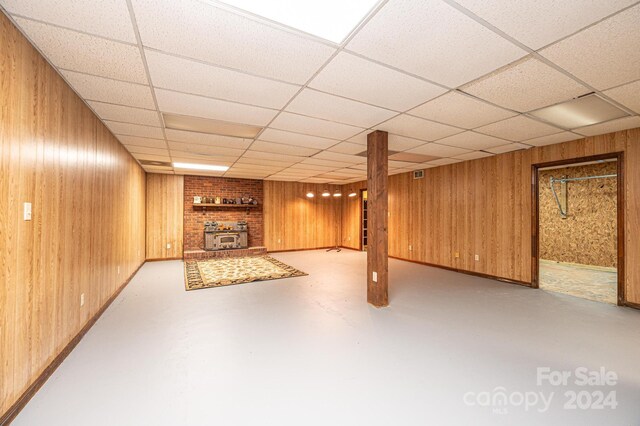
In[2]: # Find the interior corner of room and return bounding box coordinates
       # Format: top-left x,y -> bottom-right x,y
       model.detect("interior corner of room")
2,1 -> 640,424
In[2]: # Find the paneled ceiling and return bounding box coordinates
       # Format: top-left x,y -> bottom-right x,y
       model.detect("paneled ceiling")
2,0 -> 639,183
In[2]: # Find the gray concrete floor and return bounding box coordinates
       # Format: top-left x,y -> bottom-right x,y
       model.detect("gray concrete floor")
14,250 -> 640,425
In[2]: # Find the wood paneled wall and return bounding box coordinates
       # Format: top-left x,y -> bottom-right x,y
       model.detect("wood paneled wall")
146,174 -> 184,259
341,129 -> 640,304
0,13 -> 146,417
263,181 -> 341,251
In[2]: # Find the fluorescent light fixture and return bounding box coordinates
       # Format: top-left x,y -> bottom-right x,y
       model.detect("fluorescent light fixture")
321,189 -> 331,197
216,0 -> 381,43
348,191 -> 357,197
306,191 -> 315,198
529,94 -> 628,129
173,162 -> 229,172
163,113 -> 262,138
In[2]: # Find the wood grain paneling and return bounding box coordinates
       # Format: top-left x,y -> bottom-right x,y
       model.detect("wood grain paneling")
263,181 -> 341,251
340,129 -> 640,305
146,174 -> 184,259
340,183 -> 367,250
539,162 -> 617,267
0,13 -> 146,417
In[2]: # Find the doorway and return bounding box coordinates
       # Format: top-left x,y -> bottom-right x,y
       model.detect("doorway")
532,153 -> 625,305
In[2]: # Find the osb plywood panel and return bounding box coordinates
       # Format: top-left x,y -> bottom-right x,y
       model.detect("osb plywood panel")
0,13 -> 146,417
539,163 -> 617,267
264,181 -> 341,251
340,129 -> 639,304
146,174 -> 184,259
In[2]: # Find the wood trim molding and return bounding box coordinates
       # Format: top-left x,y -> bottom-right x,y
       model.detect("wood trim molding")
145,257 -> 184,262
268,246 -> 336,253
0,262 -> 146,426
624,301 -> 640,310
389,255 -> 532,287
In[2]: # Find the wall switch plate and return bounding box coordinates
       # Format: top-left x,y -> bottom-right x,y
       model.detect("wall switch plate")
23,202 -> 32,221
166,243 -> 171,249
80,293 -> 85,307
475,254 -> 480,261
372,271 -> 378,282
278,239 -> 281,244
455,252 -> 460,258
409,245 -> 413,251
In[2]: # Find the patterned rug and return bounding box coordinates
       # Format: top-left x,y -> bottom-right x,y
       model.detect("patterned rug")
184,255 -> 307,291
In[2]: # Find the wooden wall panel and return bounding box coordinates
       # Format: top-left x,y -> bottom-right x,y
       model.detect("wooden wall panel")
340,183 -> 367,250
263,181 -> 341,251
340,129 -> 640,304
146,174 -> 184,259
0,14 -> 146,417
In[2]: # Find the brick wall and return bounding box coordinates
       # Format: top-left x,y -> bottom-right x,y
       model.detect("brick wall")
183,175 -> 264,250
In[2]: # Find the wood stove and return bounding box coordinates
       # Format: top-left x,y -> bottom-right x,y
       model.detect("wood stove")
204,221 -> 248,251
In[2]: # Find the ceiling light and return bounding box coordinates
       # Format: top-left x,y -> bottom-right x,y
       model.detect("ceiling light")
348,191 -> 357,197
529,94 -> 628,129
306,191 -> 315,198
173,162 -> 229,171
333,190 -> 342,197
163,113 -> 262,138
215,0 -> 381,43
321,189 -> 331,197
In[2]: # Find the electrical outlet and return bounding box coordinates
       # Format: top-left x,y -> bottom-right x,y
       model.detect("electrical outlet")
23,202 -> 32,221
475,254 -> 480,261
80,293 -> 85,307
348,236 -> 351,241
409,244 -> 413,251
372,271 -> 378,283
454,252 -> 460,258
166,243 -> 171,249
278,238 -> 281,244
117,266 -> 120,275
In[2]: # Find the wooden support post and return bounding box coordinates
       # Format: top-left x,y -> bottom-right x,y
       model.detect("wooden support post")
367,130 -> 389,307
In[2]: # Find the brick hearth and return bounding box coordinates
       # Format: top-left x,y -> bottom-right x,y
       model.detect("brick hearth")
183,247 -> 267,260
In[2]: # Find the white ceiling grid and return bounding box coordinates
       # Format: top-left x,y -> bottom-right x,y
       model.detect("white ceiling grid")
1,0 -> 639,184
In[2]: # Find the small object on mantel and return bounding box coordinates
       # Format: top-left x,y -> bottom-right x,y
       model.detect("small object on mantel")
214,196 -> 221,204
194,196 -> 202,204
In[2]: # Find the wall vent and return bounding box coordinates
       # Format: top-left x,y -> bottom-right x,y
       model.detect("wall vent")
413,170 -> 424,179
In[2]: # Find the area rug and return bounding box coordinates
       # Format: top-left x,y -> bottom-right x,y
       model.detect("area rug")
184,255 -> 307,291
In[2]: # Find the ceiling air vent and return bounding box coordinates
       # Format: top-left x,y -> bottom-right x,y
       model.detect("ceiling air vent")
413,170 -> 424,179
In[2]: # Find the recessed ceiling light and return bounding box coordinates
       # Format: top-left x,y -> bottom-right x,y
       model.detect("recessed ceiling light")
214,0 -> 381,43
529,94 -> 628,129
173,162 -> 229,171
163,113 -> 262,138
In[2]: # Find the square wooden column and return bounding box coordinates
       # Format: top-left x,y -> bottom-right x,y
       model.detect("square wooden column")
367,130 -> 389,307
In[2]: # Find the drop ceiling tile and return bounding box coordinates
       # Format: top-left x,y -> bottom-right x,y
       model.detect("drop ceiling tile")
242,150 -> 305,163
485,143 -> 530,154
453,151 -> 494,161
409,91 -> 518,129
453,0 -> 636,50
540,5 -> 640,90
309,52 -> 446,111
155,89 -> 277,126
288,163 -> 337,172
169,151 -> 238,164
258,128 -> 339,150
475,115 -> 562,141
144,167 -> 174,174
406,143 -> 471,157
174,170 -> 226,177
167,141 -> 245,157
61,70 -> 155,109
105,121 -> 164,139
327,142 -> 366,155
145,50 -> 300,109
117,135 -> 166,148
573,116 -> 640,136
436,131 -> 509,150
301,158 -> 353,168
227,164 -> 284,172
300,177 -> 335,183
124,145 -> 169,156
312,151 -> 366,164
389,152 -> 440,163
270,112 -> 364,140
603,80 -> 640,114
224,171 -> 271,179
131,0 -> 335,84
251,141 -> 319,157
1,0 -> 136,42
88,102 -> 160,127
264,176 -> 304,182
376,114 -> 463,142
14,19 -> 147,84
286,89 -> 396,128
235,157 -> 299,168
428,158 -> 464,166
522,131 -> 582,147
461,57 -> 590,112
165,129 -> 252,149
132,153 -> 172,162
347,0 -> 526,87
334,168 -> 367,176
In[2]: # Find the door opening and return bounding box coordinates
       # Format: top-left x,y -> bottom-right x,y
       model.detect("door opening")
532,153 -> 625,305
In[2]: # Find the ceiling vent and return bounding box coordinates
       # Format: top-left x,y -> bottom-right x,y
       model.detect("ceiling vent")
413,170 -> 425,179
139,160 -> 172,167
